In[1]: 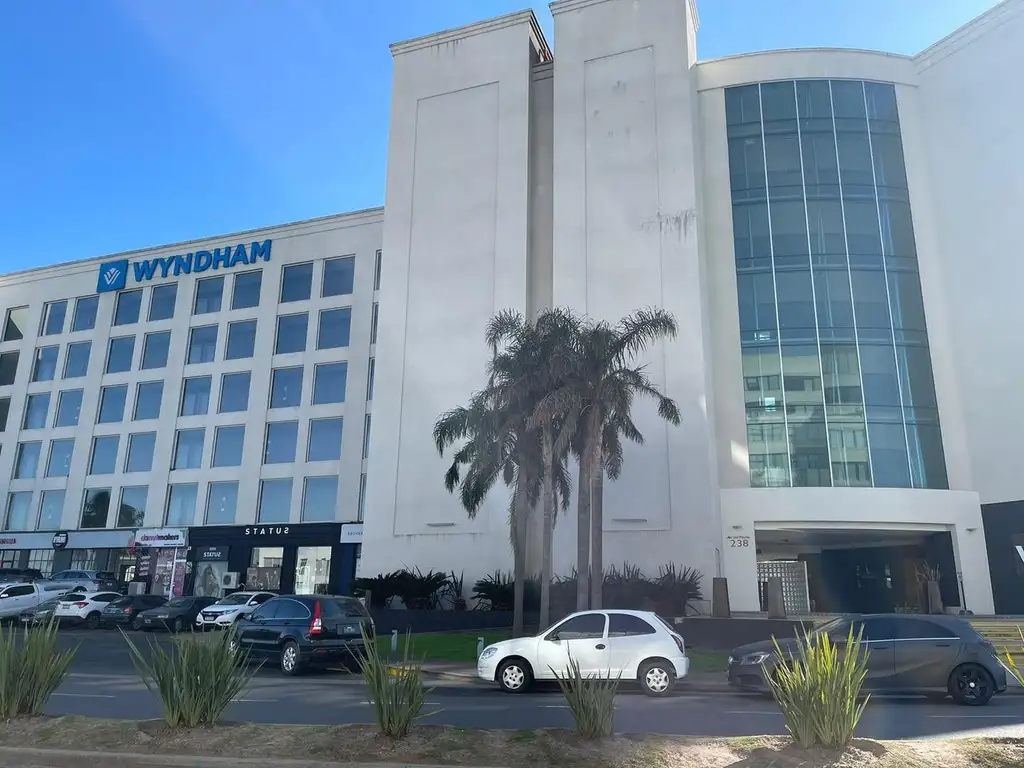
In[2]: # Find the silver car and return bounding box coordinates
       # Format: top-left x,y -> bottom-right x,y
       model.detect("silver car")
39,570 -> 119,593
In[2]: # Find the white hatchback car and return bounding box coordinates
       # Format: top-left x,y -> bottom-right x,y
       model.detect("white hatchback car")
477,609 -> 689,697
194,591 -> 275,629
53,591 -> 123,628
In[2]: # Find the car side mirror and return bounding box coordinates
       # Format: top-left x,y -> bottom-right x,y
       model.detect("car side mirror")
547,632 -> 560,643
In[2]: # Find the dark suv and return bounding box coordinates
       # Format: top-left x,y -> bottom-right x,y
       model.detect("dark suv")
230,595 -> 375,676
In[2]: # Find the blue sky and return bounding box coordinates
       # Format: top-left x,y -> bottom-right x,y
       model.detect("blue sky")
0,0 -> 999,270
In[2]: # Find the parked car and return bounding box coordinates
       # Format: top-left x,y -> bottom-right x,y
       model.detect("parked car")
477,609 -> 689,696
53,591 -> 123,628
99,595 -> 168,630
19,594 -> 69,625
39,570 -> 119,593
229,595 -> 375,675
0,582 -> 72,621
194,591 -> 275,630
138,596 -> 220,632
727,613 -> 1009,706
0,568 -> 44,583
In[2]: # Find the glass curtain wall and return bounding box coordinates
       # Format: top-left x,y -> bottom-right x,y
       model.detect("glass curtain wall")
726,79 -> 947,490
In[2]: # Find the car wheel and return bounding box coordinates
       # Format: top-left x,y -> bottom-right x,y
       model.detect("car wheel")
639,659 -> 675,697
131,614 -> 144,631
949,663 -> 995,706
172,617 -> 184,633
497,658 -> 533,693
280,641 -> 302,676
85,612 -> 101,630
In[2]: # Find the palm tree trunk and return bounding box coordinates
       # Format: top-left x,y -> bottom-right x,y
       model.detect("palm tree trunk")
575,461 -> 591,613
539,428 -> 556,629
512,473 -> 529,637
589,458 -> 605,610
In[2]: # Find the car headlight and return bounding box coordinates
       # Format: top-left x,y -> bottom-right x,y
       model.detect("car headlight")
741,652 -> 771,665
479,646 -> 497,660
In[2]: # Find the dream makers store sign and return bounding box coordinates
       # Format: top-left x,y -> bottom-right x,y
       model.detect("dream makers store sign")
134,529 -> 188,549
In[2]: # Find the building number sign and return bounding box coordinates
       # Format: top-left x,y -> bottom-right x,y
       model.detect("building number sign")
728,536 -> 751,548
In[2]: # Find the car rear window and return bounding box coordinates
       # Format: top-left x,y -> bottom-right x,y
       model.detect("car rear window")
108,597 -> 132,607
322,598 -> 370,618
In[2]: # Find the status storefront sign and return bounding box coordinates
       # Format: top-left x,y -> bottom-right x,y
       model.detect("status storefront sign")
196,546 -> 229,562
244,526 -> 290,537
97,239 -> 272,293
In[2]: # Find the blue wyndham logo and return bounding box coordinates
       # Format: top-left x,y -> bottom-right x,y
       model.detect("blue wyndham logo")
97,260 -> 129,293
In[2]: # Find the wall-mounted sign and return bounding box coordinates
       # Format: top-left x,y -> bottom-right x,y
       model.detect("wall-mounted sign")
243,526 -> 290,537
196,546 -> 229,562
727,535 -> 751,548
96,239 -> 272,294
340,523 -> 363,544
135,528 -> 188,548
51,532 -> 69,550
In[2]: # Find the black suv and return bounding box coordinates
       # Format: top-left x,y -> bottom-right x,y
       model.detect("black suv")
230,595 -> 374,675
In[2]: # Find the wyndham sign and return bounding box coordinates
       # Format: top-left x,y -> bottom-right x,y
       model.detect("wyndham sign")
97,239 -> 272,294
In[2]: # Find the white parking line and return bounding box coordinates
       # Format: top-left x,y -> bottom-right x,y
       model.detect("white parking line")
928,714 -> 1021,719
724,710 -> 780,716
52,693 -> 115,698
231,698 -> 279,703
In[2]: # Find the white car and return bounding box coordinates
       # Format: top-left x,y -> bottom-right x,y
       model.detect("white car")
194,591 -> 275,629
477,609 -> 689,697
53,591 -> 123,628
0,582 -> 70,620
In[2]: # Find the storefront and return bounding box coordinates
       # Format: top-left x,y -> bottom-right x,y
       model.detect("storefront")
184,523 -> 361,598
126,528 -> 190,597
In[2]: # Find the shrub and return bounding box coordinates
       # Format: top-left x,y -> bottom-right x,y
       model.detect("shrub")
551,653 -> 620,739
393,568 -> 452,610
766,626 -> 870,749
122,627 -> 258,727
352,570 -> 403,608
0,620 -> 76,718
472,571 -> 540,612
1002,626 -> 1024,686
358,623 -> 438,738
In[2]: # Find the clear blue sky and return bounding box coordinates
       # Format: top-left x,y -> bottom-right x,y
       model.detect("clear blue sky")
0,0 -> 999,271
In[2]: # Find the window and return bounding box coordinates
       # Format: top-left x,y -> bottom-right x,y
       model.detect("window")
264,421 -> 299,464
3,307 -> 27,341
54,389 -> 83,427
81,488 -> 111,529
848,617 -> 902,642
206,481 -> 239,525
180,376 -> 212,416
14,442 -> 41,479
149,283 -> 177,321
97,385 -> 128,423
307,418 -> 343,462
608,613 -> 657,636
302,476 -> 339,522
212,425 -> 245,467
370,302 -> 379,344
258,479 -> 293,523
0,352 -> 18,386
32,346 -> 58,382
63,341 -> 90,378
280,263 -> 313,303
23,393 -> 49,429
549,613 -> 606,640
275,313 -> 308,355
114,289 -> 143,326
317,307 -> 351,349
40,301 -> 67,336
187,325 -> 217,364
322,256 -> 355,297
218,372 -> 251,413
270,367 -> 302,408
232,270 -> 262,309
358,472 -> 367,520
194,276 -> 224,315
117,486 -> 148,528
250,548 -> 284,589
39,490 -> 64,529
312,362 -> 347,405
0,398 -> 8,431
72,296 -> 98,332
374,249 -> 382,291
89,436 -> 119,475
5,492 -> 32,531
141,331 -> 171,370
46,439 -> 74,478
225,320 -> 256,360
165,484 -> 198,526
134,381 -> 163,420
125,432 -> 156,473
173,429 -> 204,470
106,336 -> 135,373
366,358 -> 375,400
363,413 -> 371,458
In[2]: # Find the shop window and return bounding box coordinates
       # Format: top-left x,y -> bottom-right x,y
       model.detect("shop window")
2,307 -> 27,342
27,549 -> 54,574
149,284 -> 177,322
232,270 -> 262,310
295,546 -> 332,595
0,551 -> 16,568
248,547 -> 284,591
72,296 -> 98,332
63,341 -> 91,378
71,549 -> 99,570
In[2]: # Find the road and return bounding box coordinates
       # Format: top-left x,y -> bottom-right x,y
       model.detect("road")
50,630 -> 1024,740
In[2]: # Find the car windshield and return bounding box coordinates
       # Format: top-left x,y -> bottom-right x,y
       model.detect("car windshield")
108,597 -> 132,607
217,594 -> 250,606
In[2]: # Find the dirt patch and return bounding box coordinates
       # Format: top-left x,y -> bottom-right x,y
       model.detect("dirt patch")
0,718 -> 1022,768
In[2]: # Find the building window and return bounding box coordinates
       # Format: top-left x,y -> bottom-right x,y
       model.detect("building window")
206,481 -> 239,525
23,393 -> 49,430
264,421 -> 299,464
6,492 -> 32,531
114,289 -> 143,326
232,270 -> 262,309
370,302 -> 379,344
46,439 -> 74,478
0,398 -> 8,431
302,476 -> 339,522
322,256 -> 355,297
97,384 -> 128,423
141,331 -> 171,370
249,547 -> 284,590
269,367 -> 302,408
31,346 -> 58,382
317,307 -> 351,350
258,479 -> 293,524
312,362 -> 347,405
358,472 -> 367,521
180,376 -> 212,417
149,283 -> 177,322
38,490 -> 65,530
218,371 -> 251,413
366,358 -> 375,400
212,425 -> 245,467
126,432 -> 156,473
295,546 -> 332,594
374,250 -> 382,291
89,435 -> 119,475
54,389 -> 83,428
106,336 -> 135,373
2,307 -> 27,342
72,296 -> 98,332
40,301 -> 67,337
81,488 -> 111,529
63,341 -> 91,378
225,320 -> 256,360
165,484 -> 198,526
134,381 -> 163,420
307,417 -> 343,462
173,429 -> 205,470
0,351 -> 19,386
194,276 -> 225,315
70,549 -> 99,569
280,263 -> 313,303
187,325 -> 217,364
363,413 -> 371,458
117,486 -> 148,528
275,313 -> 308,355
14,442 -> 41,479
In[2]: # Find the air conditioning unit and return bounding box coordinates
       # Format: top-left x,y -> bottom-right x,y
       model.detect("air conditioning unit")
221,572 -> 239,589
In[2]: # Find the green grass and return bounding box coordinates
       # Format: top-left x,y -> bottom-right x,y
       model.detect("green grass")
687,650 -> 729,674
